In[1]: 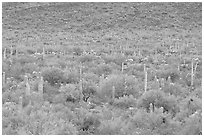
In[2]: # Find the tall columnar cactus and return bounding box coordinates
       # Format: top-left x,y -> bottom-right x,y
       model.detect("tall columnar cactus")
154,76 -> 160,89
112,85 -> 115,101
122,62 -> 124,73
167,76 -> 172,84
16,48 -> 18,57
25,75 -> 31,96
18,96 -> 23,114
79,64 -> 83,100
149,103 -> 154,113
38,76 -> 44,97
191,59 -> 194,87
160,78 -> 165,88
10,46 -> 13,56
3,48 -> 6,60
42,47 -> 45,60
144,64 -> 147,93
2,72 -> 6,86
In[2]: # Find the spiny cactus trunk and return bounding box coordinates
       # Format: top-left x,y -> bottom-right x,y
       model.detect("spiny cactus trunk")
38,76 -> 44,98
3,48 -> 6,60
10,46 -> 13,56
144,64 -> 147,93
18,96 -> 23,114
25,75 -> 31,96
191,59 -> 194,87
3,72 -> 6,86
122,62 -> 124,73
154,76 -> 160,89
112,85 -> 115,101
150,103 -> 154,113
79,65 -> 83,101
42,47 -> 45,60
160,78 -> 165,89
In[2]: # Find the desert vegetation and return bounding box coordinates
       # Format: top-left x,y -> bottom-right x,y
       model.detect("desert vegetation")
2,2 -> 202,135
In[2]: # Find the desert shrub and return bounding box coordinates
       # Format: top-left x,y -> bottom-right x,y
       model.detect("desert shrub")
162,83 -> 187,97
43,82 -> 59,94
63,69 -> 79,84
102,54 -> 126,66
177,114 -> 202,135
59,84 -> 81,102
42,67 -> 64,86
92,63 -> 113,76
176,96 -> 202,120
23,63 -> 39,74
78,54 -> 95,63
129,108 -> 181,135
137,90 -> 179,116
96,117 -> 124,135
112,95 -> 137,109
83,72 -> 99,83
73,47 -> 83,56
15,55 -> 36,65
97,74 -> 141,102
82,81 -> 97,102
79,113 -> 101,134
9,63 -> 24,81
157,68 -> 180,83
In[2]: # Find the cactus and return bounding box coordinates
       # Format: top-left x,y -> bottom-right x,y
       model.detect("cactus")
2,72 -> 6,86
154,76 -> 160,89
25,75 -> 31,96
18,96 -> 23,114
191,59 -> 194,87
160,78 -> 165,88
167,76 -> 171,84
149,103 -> 154,113
79,64 -> 83,100
112,85 -> 115,101
122,62 -> 124,73
42,47 -> 45,60
10,46 -> 13,56
144,64 -> 147,93
3,48 -> 6,59
38,76 -> 44,97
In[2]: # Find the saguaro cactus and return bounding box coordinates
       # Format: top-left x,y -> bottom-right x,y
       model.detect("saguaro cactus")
149,103 -> 154,113
3,48 -> 6,60
191,59 -> 194,87
122,62 -> 124,73
18,96 -> 23,114
10,46 -> 13,56
42,47 -> 45,60
160,78 -> 165,89
38,76 -> 44,97
112,85 -> 115,101
154,76 -> 160,89
144,64 -> 147,93
79,64 -> 83,100
25,75 -> 31,96
2,72 -> 6,86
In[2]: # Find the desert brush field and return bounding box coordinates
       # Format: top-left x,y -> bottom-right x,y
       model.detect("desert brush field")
2,2 -> 202,135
